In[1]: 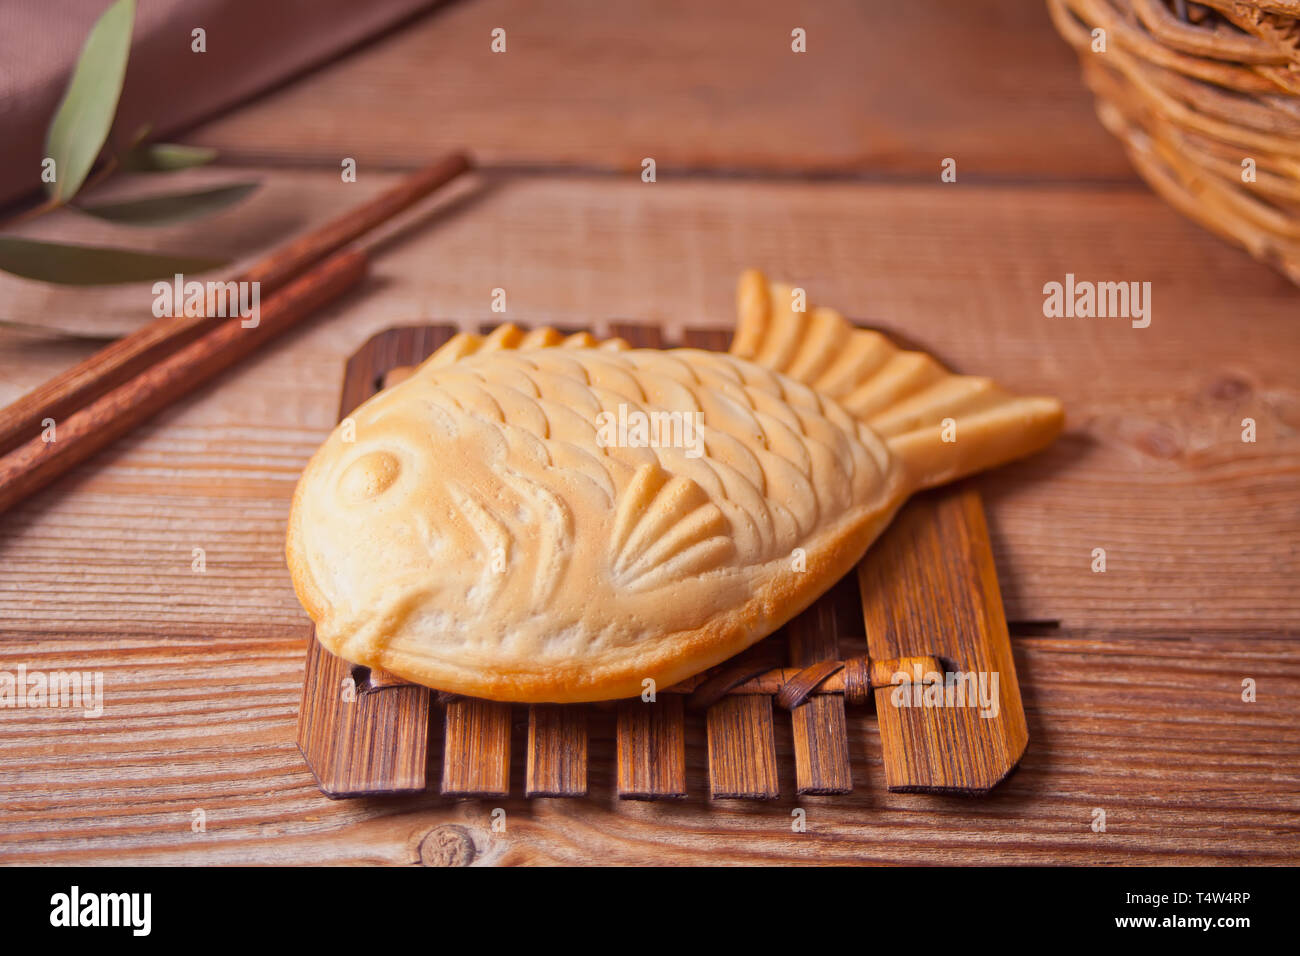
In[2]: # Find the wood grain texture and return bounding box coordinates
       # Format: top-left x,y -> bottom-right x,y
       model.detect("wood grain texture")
706,695 -> 781,800
441,699 -> 512,798
179,0 -> 1134,182
297,636 -> 430,796
786,580 -> 855,795
526,705 -> 587,798
2,632 -> 1294,864
615,696 -> 687,800
859,486 -> 1030,793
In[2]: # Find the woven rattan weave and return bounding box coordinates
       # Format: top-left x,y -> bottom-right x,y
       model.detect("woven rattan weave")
1049,0 -> 1300,282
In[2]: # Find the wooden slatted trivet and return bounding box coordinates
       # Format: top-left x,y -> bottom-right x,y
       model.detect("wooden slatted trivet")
296,323 -> 1029,800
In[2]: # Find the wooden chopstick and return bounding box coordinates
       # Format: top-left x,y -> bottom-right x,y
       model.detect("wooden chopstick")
0,151 -> 472,458
0,249 -> 367,515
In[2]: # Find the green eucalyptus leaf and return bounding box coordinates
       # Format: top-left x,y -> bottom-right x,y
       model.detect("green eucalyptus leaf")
43,0 -> 137,204
119,142 -> 218,173
0,237 -> 226,286
76,182 -> 258,225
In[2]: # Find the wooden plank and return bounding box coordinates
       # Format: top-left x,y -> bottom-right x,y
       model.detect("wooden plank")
441,699 -> 513,797
858,486 -> 1029,793
295,327 -> 454,796
614,696 -> 687,800
526,705 -> 588,797
296,638 -> 430,797
181,0 -> 1133,182
785,578 -> 855,795
609,322 -> 663,346
705,695 -> 781,800
4,632 -> 1297,864
680,328 -> 729,351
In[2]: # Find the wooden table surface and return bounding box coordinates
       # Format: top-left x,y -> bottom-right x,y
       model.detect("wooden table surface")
1,0 -> 1297,865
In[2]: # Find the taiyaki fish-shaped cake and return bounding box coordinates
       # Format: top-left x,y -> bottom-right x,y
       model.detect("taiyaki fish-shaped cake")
287,271 -> 1064,702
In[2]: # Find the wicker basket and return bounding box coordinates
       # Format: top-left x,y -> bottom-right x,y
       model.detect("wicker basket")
1047,0 -> 1300,283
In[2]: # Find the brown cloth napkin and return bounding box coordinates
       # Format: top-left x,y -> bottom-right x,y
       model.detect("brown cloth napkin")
0,0 -> 441,207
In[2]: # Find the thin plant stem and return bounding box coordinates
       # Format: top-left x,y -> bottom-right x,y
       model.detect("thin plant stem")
0,155 -> 121,232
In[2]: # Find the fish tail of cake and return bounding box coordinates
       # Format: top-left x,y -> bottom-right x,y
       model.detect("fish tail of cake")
420,323 -> 629,370
732,269 -> 1064,490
